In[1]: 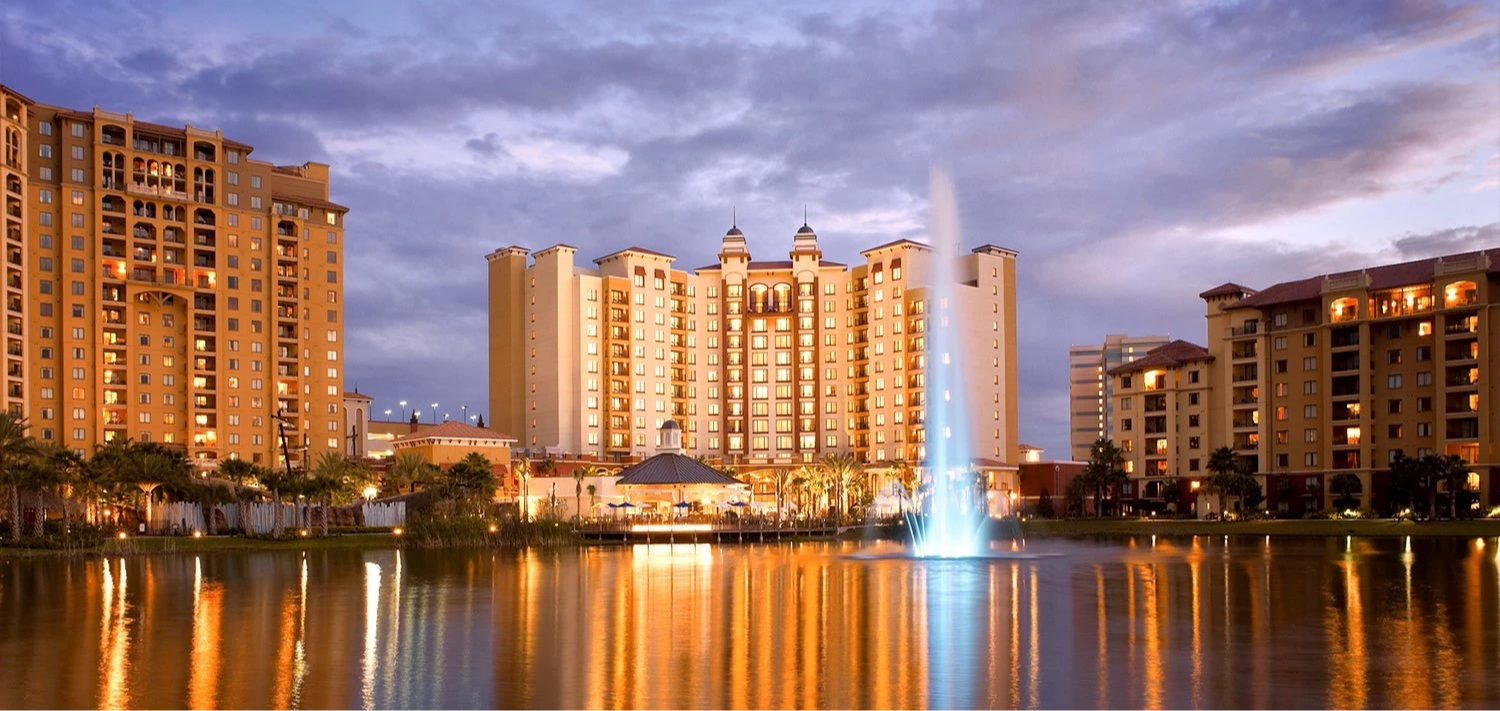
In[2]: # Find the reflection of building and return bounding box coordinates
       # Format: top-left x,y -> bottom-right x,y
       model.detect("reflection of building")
1069,334 -> 1170,461
1106,249 -> 1498,514
487,224 -> 1020,468
1,84 -> 347,468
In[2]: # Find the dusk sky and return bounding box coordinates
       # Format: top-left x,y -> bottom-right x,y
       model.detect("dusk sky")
4,0 -> 1498,458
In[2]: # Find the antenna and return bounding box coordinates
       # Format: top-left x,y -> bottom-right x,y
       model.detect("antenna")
732,206 -> 736,229
803,204 -> 808,226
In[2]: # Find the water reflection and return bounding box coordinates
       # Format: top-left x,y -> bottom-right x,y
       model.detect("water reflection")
0,537 -> 1497,709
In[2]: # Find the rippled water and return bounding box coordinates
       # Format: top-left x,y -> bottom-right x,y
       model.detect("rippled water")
1,536 -> 1497,709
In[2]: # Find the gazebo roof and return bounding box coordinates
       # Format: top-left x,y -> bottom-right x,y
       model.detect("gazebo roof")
615,453 -> 746,486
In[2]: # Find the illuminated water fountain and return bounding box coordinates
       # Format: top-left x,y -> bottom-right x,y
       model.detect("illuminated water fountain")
904,169 -> 992,558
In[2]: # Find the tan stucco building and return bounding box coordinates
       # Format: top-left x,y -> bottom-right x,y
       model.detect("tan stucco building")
488,223 -> 1020,468
1105,249 -> 1499,513
3,84 -> 347,469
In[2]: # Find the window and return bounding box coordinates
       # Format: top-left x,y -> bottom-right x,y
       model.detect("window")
1189,370 -> 1200,384
1188,436 -> 1200,449
1387,374 -> 1402,389
1275,359 -> 1288,374
1304,453 -> 1318,467
1304,428 -> 1317,442
1303,380 -> 1317,395
1388,399 -> 1402,414
1416,397 -> 1432,412
1273,336 -> 1287,351
1188,392 -> 1199,406
1416,422 -> 1432,437
1302,405 -> 1316,418
1415,372 -> 1432,387
1416,346 -> 1432,361
39,121 -> 52,136
1303,333 -> 1316,347
1303,357 -> 1317,371
1387,349 -> 1401,365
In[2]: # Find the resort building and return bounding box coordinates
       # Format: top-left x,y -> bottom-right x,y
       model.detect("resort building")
487,223 -> 1021,470
1105,249 -> 1498,514
1107,339 -> 1215,500
1,84 -> 348,469
1068,333 -> 1170,461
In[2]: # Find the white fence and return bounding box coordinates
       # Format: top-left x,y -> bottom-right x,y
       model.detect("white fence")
146,500 -> 406,534
362,502 -> 406,527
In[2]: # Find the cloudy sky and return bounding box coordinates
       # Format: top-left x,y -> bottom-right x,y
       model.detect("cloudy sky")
4,0 -> 1498,457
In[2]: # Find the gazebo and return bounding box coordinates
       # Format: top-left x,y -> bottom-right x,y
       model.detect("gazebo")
614,421 -> 749,512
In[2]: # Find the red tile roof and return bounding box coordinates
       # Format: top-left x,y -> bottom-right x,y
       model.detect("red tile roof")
1228,249 -> 1499,311
1198,282 -> 1256,299
1108,340 -> 1214,376
393,420 -> 515,444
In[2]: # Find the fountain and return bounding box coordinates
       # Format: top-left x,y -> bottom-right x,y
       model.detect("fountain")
903,168 -> 993,558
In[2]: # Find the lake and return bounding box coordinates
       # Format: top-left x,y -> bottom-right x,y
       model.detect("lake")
1,535 -> 1497,709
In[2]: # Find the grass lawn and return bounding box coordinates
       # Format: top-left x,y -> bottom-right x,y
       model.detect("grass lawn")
1020,517 -> 1500,539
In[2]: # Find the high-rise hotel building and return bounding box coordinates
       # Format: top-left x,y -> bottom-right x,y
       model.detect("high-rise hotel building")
488,225 -> 1020,466
1068,333 -> 1169,461
2,85 -> 347,468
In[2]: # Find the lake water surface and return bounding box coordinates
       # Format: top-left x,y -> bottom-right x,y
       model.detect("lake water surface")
2,536 -> 1497,709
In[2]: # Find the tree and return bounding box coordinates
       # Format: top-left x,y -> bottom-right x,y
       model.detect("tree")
574,465 -> 609,521
1330,473 -> 1361,511
446,452 -> 497,511
586,484 -> 598,519
1064,475 -> 1091,517
310,452 -> 364,535
770,467 -> 796,523
1085,438 -> 1127,517
0,412 -> 41,542
385,451 -> 435,496
1274,476 -> 1296,515
256,466 -> 298,537
1386,453 -> 1422,516
32,444 -> 84,535
1035,487 -> 1055,518
1305,479 -> 1323,514
1160,477 -> 1183,514
194,480 -> 236,535
1433,454 -> 1471,520
216,458 -> 257,533
822,453 -> 860,522
1207,446 -> 1240,519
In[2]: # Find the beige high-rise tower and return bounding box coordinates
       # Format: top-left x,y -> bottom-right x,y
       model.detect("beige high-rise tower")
488,224 -> 1020,467
2,85 -> 348,469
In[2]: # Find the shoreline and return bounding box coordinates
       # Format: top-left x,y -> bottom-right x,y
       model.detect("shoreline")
2,518 -> 1496,558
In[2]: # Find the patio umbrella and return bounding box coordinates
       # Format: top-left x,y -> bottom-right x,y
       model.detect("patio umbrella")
730,501 -> 749,507
674,501 -> 692,509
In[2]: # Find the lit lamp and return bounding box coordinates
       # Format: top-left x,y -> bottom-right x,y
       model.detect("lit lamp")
362,486 -> 378,502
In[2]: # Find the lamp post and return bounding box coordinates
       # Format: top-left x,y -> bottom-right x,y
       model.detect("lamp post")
384,409 -> 392,421
462,404 -> 468,423
430,402 -> 438,423
399,400 -> 407,420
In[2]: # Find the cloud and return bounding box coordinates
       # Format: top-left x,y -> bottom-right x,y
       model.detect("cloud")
4,0 -> 1497,458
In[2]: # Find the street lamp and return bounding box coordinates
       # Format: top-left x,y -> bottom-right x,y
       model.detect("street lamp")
384,409 -> 392,421
462,404 -> 468,422
430,402 -> 438,423
399,400 -> 408,420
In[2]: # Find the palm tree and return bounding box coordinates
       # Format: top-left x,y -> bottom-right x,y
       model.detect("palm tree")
575,465 -> 609,521
31,444 -> 84,536
216,458 -> 257,533
770,467 -> 796,523
385,451 -> 433,496
512,458 -> 532,522
0,412 -> 40,542
1206,446 -> 1240,519
1434,454 -> 1471,520
586,484 -> 598,519
1330,473 -> 1361,512
1086,438 -> 1128,518
311,452 -> 364,535
256,466 -> 296,537
822,453 -> 860,523
446,452 -> 497,511
892,460 -> 918,517
194,480 -> 235,535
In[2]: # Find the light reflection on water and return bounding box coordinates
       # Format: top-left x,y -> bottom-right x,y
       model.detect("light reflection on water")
1,536 -> 1498,709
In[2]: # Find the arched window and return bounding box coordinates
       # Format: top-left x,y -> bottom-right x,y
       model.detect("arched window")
749,284 -> 769,313
1329,297 -> 1358,323
773,283 -> 793,313
1444,280 -> 1477,308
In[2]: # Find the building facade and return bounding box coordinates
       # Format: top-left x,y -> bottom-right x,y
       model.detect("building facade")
1104,249 -> 1498,513
1107,340 -> 1215,498
488,224 -> 1020,468
1068,333 -> 1170,461
2,85 -> 347,469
